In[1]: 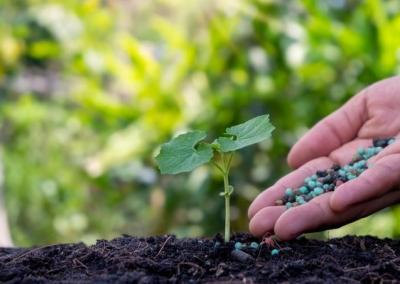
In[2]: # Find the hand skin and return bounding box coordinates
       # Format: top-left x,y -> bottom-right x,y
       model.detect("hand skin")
248,76 -> 400,241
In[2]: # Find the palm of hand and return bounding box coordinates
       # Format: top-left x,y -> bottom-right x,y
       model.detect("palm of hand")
248,76 -> 400,240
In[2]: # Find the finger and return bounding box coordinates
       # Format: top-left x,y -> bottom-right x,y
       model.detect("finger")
248,157 -> 333,219
358,76 -> 400,138
330,154 -> 400,212
248,206 -> 286,237
274,189 -> 400,240
369,137 -> 400,165
288,93 -> 368,169
249,138 -> 372,220
328,138 -> 371,165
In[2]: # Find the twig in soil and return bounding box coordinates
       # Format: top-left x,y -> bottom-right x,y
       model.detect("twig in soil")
72,258 -> 89,270
6,244 -> 59,264
383,244 -> 396,257
269,266 -> 290,278
215,262 -> 227,277
255,245 -> 265,261
320,255 -> 340,266
154,235 -> 172,258
133,243 -> 149,254
79,249 -> 96,262
192,255 -> 206,263
72,258 -> 93,276
344,257 -> 400,272
46,268 -> 64,275
344,264 -> 371,273
341,240 -> 355,249
177,261 -> 205,277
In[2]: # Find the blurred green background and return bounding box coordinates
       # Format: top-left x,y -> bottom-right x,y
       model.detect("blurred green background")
1,0 -> 400,246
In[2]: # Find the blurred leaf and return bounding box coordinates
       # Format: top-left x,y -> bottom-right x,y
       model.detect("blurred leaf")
1,0 -> 400,245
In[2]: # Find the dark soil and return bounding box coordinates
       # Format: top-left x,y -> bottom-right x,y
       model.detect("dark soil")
1,233 -> 400,283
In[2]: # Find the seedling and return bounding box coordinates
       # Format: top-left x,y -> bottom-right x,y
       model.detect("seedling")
155,115 -> 275,242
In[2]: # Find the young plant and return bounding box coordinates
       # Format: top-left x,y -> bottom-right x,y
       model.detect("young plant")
155,115 -> 274,242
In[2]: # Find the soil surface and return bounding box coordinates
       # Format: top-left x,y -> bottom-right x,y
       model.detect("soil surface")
1,233 -> 400,283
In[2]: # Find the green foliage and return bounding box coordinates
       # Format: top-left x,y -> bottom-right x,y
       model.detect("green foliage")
156,131 -> 213,175
1,0 -> 400,245
156,115 -> 274,241
215,115 -> 275,152
156,115 -> 274,174
153,115 -> 276,242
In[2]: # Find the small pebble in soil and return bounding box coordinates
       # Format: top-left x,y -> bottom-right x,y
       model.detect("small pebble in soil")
271,249 -> 280,256
231,249 -> 254,263
276,137 -> 395,209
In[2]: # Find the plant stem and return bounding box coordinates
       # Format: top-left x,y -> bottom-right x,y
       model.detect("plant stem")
213,152 -> 234,242
223,171 -> 230,242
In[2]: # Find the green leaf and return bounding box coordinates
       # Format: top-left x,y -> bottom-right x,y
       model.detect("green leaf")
215,115 -> 275,152
155,130 -> 213,174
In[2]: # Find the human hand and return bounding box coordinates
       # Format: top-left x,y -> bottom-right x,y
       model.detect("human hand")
248,76 -> 400,240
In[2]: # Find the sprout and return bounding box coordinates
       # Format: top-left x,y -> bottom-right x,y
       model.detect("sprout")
155,115 -> 274,242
